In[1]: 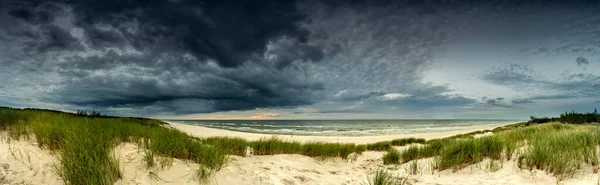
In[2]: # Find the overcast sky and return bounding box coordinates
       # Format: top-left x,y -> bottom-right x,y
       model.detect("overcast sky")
0,0 -> 599,120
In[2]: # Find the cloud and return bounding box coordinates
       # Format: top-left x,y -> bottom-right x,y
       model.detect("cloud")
512,98 -> 535,104
250,113 -> 280,119
2,0 -> 599,117
482,63 -> 600,102
480,97 -> 511,108
576,57 -> 590,66
482,64 -> 541,88
382,93 -> 411,100
71,0 -> 312,68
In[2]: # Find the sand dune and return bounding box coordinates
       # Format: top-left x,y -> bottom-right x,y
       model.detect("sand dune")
2,123 -> 597,185
209,144 -> 598,185
0,135 -> 62,185
166,123 -> 598,185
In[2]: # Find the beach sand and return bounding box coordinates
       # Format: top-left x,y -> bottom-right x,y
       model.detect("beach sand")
2,122 -> 597,185
0,134 -> 62,184
166,121 -> 501,144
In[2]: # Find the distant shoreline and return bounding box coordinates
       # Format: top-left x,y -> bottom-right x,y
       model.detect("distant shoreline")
166,121 -> 517,144
165,119 -> 521,137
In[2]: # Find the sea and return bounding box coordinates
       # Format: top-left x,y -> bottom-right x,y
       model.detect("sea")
167,119 -> 522,136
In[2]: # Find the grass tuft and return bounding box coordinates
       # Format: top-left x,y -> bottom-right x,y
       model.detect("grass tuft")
367,141 -> 392,151
382,149 -> 401,165
391,137 -> 426,146
363,168 -> 406,185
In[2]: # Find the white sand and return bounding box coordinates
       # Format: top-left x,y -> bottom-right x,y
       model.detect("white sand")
208,149 -> 599,185
114,143 -> 205,185
166,121 -> 503,144
0,134 -> 62,185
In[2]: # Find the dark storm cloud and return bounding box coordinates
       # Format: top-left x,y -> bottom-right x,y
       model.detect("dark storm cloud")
50,51 -> 325,114
39,24 -> 82,51
477,97 -> 511,108
0,0 -> 333,115
22,0 -> 479,115
483,63 -> 600,100
577,57 -> 590,66
338,91 -> 386,102
481,64 -> 546,90
512,98 -> 535,104
3,0 -> 599,117
70,0 -> 312,68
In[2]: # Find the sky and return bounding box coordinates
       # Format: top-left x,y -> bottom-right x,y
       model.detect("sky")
0,0 -> 599,120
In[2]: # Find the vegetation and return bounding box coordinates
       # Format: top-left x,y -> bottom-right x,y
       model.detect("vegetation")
391,137 -> 426,146
367,141 -> 392,151
12,106 -> 600,183
363,168 -> 407,185
390,120 -> 600,179
382,149 -> 401,165
0,107 -> 429,185
529,108 -> 600,124
0,107 -> 225,185
406,160 -> 420,175
75,110 -> 104,117
518,126 -> 600,179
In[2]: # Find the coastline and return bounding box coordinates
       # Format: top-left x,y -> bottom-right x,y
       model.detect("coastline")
166,121 -> 511,144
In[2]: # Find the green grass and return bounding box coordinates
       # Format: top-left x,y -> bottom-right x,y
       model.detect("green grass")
249,138 -> 360,159
16,107 -> 600,182
382,149 -> 401,165
406,160 -> 419,175
0,107 -> 431,185
200,136 -> 248,156
395,122 -> 600,180
435,136 -> 503,171
518,127 -> 600,179
367,141 -> 392,151
391,137 -> 426,146
0,107 -> 225,185
367,138 -> 428,151
363,168 -> 407,185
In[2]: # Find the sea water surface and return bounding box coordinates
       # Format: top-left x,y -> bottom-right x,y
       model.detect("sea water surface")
168,120 -> 522,136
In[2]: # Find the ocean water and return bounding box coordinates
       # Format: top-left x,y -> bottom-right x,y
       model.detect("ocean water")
169,119 -> 522,136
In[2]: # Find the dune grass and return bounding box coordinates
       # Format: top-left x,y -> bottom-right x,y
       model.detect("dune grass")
434,136 -> 504,171
0,107 -> 431,185
382,148 -> 401,165
0,107 -> 226,185
518,126 -> 600,179
390,122 -> 600,179
363,168 -> 406,185
406,160 -> 420,175
391,137 -> 426,146
367,141 -> 392,151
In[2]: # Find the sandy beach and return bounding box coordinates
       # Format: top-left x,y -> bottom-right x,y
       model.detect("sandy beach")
166,121 -> 504,144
